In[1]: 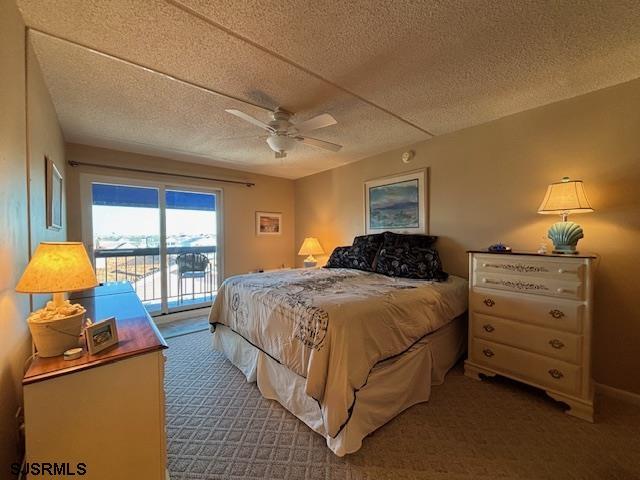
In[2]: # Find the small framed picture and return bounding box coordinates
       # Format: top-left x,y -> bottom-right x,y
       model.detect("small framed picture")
86,317 -> 119,355
256,211 -> 282,236
46,156 -> 63,230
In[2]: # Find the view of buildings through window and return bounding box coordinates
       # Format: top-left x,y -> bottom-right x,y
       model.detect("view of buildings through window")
91,183 -> 218,310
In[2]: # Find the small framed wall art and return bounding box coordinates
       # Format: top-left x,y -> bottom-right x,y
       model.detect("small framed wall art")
46,156 -> 63,230
256,211 -> 282,236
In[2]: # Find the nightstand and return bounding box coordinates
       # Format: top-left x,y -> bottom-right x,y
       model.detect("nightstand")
464,251 -> 596,421
23,284 -> 169,479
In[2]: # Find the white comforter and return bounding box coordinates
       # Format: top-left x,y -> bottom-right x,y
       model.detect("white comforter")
209,268 -> 468,437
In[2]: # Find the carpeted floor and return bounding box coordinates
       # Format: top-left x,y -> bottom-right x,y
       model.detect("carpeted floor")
165,331 -> 640,480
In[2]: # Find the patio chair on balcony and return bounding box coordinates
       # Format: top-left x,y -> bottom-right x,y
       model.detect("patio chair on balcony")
176,252 -> 211,304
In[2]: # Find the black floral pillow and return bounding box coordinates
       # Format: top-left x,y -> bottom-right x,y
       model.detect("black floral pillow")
324,234 -> 384,271
380,231 -> 438,250
350,234 -> 384,271
374,243 -> 448,281
325,246 -> 352,268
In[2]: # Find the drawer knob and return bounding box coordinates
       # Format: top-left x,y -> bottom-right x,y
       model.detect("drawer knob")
558,268 -> 565,274
483,298 -> 496,307
482,348 -> 495,358
548,369 -> 564,379
549,339 -> 565,349
483,324 -> 495,333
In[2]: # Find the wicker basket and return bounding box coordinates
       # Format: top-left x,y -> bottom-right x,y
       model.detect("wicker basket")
28,308 -> 85,357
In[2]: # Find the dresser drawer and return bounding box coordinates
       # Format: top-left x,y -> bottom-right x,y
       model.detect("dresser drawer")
472,313 -> 582,364
471,338 -> 582,395
470,290 -> 584,333
473,271 -> 584,300
474,254 -> 584,282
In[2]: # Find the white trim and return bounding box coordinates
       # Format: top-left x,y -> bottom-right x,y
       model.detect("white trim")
152,307 -> 210,325
595,382 -> 640,406
159,184 -> 168,314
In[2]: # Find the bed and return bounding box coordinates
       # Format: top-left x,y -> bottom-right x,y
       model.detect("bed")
209,266 -> 468,456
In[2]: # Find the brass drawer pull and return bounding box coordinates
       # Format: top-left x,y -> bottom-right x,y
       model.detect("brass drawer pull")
482,348 -> 495,358
483,324 -> 495,333
548,369 -> 564,379
483,298 -> 495,307
549,309 -> 565,319
549,339 -> 565,349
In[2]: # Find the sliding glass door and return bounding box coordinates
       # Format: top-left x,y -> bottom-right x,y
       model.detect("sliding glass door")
88,179 -> 220,315
165,189 -> 218,309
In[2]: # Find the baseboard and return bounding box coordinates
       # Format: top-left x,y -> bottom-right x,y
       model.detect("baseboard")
153,307 -> 210,325
595,382 -> 640,407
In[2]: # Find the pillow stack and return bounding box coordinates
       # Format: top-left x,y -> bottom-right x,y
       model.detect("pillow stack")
325,231 -> 448,281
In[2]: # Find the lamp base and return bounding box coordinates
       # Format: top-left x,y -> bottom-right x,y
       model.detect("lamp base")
303,255 -> 318,268
28,309 -> 85,357
547,220 -> 584,255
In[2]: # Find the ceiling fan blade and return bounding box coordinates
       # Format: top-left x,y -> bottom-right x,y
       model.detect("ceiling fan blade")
294,113 -> 337,133
216,134 -> 266,141
299,136 -> 343,152
225,109 -> 274,132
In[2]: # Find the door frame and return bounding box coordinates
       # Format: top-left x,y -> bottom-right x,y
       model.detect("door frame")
79,172 -> 224,315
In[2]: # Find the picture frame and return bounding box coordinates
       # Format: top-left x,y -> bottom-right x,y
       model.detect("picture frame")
46,156 -> 63,230
85,317 -> 119,355
256,211 -> 282,236
364,169 -> 428,234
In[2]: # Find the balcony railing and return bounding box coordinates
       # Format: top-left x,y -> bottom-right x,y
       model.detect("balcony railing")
94,246 -> 218,313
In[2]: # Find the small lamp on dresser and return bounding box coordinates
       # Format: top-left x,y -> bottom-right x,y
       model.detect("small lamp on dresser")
298,237 -> 325,267
538,176 -> 594,254
16,242 -> 98,357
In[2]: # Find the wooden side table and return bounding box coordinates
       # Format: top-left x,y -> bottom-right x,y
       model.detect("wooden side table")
23,284 -> 169,479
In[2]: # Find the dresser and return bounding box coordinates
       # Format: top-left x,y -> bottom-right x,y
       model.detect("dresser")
464,251 -> 596,422
23,283 -> 169,479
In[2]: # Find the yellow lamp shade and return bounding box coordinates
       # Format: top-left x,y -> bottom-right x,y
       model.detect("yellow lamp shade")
538,177 -> 594,215
16,242 -> 98,294
298,237 -> 325,256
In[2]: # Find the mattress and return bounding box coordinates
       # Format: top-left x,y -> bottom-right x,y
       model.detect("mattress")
209,267 -> 468,438
212,315 -> 467,456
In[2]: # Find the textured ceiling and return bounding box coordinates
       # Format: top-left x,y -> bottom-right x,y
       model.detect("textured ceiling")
18,0 -> 640,179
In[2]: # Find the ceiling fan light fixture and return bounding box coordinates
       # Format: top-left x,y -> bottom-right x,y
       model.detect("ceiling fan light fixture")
266,134 -> 296,153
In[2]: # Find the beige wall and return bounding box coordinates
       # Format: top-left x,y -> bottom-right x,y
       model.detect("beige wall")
295,78 -> 640,394
0,0 -> 67,470
27,40 -> 67,310
65,144 -> 295,278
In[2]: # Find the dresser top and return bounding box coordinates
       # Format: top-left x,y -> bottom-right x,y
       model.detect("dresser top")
24,284 -> 168,385
467,250 -> 597,259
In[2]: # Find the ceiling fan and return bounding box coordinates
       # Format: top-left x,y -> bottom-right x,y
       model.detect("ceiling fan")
225,108 -> 342,159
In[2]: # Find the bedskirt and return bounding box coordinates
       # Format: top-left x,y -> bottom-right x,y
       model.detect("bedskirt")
211,314 -> 467,456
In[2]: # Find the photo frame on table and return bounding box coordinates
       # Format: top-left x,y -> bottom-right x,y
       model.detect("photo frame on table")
364,169 -> 428,234
86,317 -> 119,355
256,211 -> 282,236
46,156 -> 63,230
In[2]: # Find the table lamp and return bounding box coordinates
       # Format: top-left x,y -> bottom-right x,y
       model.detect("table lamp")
298,237 -> 325,268
537,177 -> 594,254
16,242 -> 98,357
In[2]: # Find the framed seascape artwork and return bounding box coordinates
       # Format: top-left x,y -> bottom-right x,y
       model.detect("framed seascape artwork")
46,156 -> 63,230
364,169 -> 427,234
256,211 -> 282,236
